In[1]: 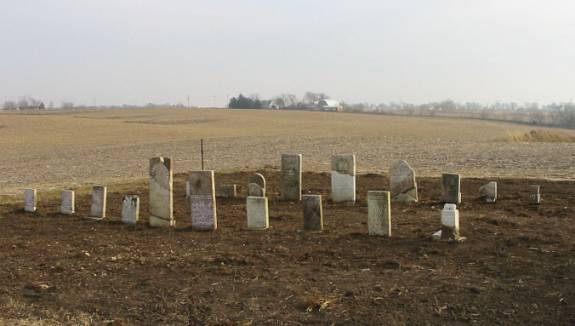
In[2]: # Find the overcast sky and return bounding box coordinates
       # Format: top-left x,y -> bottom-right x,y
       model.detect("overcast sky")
1,0 -> 574,107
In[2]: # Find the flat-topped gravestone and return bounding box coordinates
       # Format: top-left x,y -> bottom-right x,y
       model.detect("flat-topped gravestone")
367,191 -> 391,236
216,184 -> 237,199
89,186 -> 107,219
303,195 -> 323,231
149,157 -> 174,227
60,190 -> 75,215
442,173 -> 461,204
122,195 -> 139,225
246,196 -> 269,230
479,182 -> 497,203
390,160 -> 418,202
331,154 -> 356,203
440,204 -> 462,241
280,154 -> 302,201
248,173 -> 266,197
189,170 -> 217,231
24,189 -> 37,213
530,185 -> 541,205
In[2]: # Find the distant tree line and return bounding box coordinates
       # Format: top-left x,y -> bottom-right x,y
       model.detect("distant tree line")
228,92 -> 331,109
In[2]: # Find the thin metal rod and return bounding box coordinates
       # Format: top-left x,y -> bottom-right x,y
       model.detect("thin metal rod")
200,139 -> 204,170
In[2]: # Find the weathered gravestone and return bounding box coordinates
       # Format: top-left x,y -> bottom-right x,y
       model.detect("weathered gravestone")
189,170 -> 217,231
530,185 -> 541,205
439,204 -> 463,241
149,157 -> 174,227
367,191 -> 391,236
280,154 -> 302,201
246,196 -> 269,230
389,160 -> 418,202
479,181 -> 497,203
331,154 -> 356,203
121,195 -> 139,225
89,186 -> 107,219
248,173 -> 266,197
216,184 -> 237,199
60,190 -> 75,215
442,173 -> 461,204
303,195 -> 323,231
24,189 -> 37,213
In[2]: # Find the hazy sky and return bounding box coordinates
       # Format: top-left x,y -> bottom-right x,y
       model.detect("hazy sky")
1,0 -> 574,107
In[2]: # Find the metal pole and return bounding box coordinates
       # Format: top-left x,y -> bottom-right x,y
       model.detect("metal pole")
200,139 -> 204,170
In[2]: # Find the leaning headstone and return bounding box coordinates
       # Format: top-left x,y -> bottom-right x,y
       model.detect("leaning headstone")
367,191 -> 391,236
331,154 -> 356,203
149,157 -> 174,227
216,184 -> 237,199
303,195 -> 323,231
189,170 -> 217,231
530,185 -> 541,205
60,190 -> 75,215
280,154 -> 302,201
246,196 -> 269,230
442,173 -> 461,204
89,186 -> 107,219
390,160 -> 418,202
440,204 -> 463,241
248,173 -> 266,197
121,195 -> 140,225
479,182 -> 497,203
24,189 -> 37,213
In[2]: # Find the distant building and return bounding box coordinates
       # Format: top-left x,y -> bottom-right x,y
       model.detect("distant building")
317,99 -> 343,112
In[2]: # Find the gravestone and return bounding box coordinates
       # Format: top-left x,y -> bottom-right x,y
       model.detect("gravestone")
280,154 -> 302,201
331,154 -> 356,203
367,191 -> 391,236
24,189 -> 37,213
440,204 -> 461,241
149,157 -> 174,227
303,195 -> 323,231
186,180 -> 191,198
530,185 -> 541,205
216,184 -> 237,199
60,190 -> 75,215
246,196 -> 269,230
121,195 -> 139,225
248,173 -> 266,197
89,186 -> 107,219
189,170 -> 217,231
389,160 -> 418,202
479,182 -> 497,203
442,173 -> 461,204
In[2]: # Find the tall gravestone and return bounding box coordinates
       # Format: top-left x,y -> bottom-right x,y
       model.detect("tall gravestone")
280,154 -> 302,201
248,173 -> 266,197
90,186 -> 107,219
442,173 -> 461,204
189,170 -> 217,231
122,195 -> 139,225
149,157 -> 174,227
24,189 -> 37,213
303,195 -> 323,231
331,154 -> 356,203
246,196 -> 269,230
60,190 -> 75,215
389,160 -> 418,202
367,191 -> 391,236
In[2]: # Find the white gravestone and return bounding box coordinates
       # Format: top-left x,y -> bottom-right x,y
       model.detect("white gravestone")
24,189 -> 37,213
149,157 -> 174,227
246,196 -> 269,230
122,195 -> 140,225
389,160 -> 418,202
303,195 -> 323,231
280,154 -> 302,201
367,191 -> 391,236
89,186 -> 107,219
248,173 -> 266,197
331,154 -> 356,203
479,182 -> 497,203
441,204 -> 461,241
60,190 -> 75,215
442,173 -> 461,204
189,170 -> 217,231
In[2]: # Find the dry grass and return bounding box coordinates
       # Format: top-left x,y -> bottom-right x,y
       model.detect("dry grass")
503,129 -> 575,143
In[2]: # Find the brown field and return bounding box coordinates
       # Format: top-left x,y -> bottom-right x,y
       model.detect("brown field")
1,108 -> 575,194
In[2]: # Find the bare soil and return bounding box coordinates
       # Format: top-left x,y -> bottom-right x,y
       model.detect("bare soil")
0,171 -> 574,325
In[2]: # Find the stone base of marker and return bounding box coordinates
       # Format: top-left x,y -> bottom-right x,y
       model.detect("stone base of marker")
432,204 -> 466,242
122,196 -> 140,225
367,191 -> 391,236
216,184 -> 237,199
60,190 -> 75,215
479,182 -> 497,203
88,186 -> 107,220
149,216 -> 176,227
246,196 -> 269,230
303,195 -> 323,231
530,185 -> 541,205
24,189 -> 37,213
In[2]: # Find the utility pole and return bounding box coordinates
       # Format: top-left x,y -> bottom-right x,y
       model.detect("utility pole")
187,95 -> 190,108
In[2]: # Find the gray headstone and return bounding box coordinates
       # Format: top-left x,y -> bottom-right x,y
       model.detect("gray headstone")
530,185 -> 541,205
442,173 -> 461,204
331,154 -> 356,203
60,190 -> 75,215
149,157 -> 174,227
303,195 -> 323,231
246,196 -> 269,230
441,204 -> 460,240
90,186 -> 107,219
367,191 -> 391,236
479,181 -> 497,203
216,184 -> 237,199
189,170 -> 217,231
121,195 -> 139,225
389,160 -> 418,202
280,154 -> 302,201
24,188 -> 37,213
248,173 -> 266,197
